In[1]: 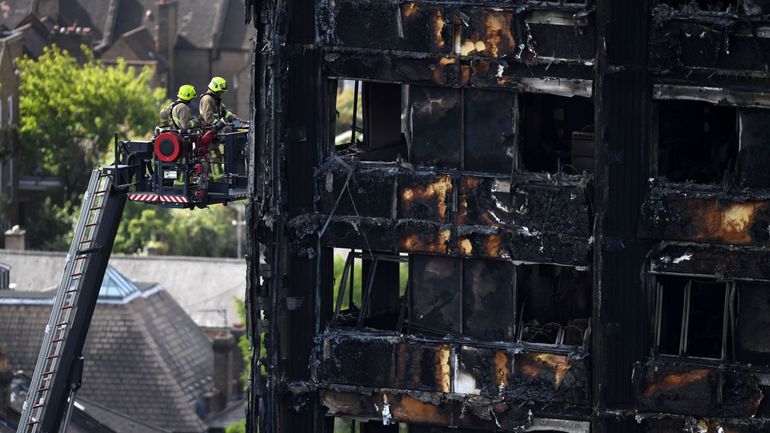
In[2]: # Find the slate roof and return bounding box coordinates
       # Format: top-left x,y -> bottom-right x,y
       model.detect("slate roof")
0,0 -> 34,30
120,26 -> 158,61
113,0 -> 157,42
0,268 -> 213,433
218,0 -> 251,51
74,396 -> 171,433
0,250 -> 246,328
59,0 -> 113,40
176,0 -> 227,50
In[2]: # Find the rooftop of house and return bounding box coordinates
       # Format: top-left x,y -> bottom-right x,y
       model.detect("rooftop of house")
0,265 -> 213,433
0,249 -> 246,328
0,0 -> 34,31
0,0 -> 252,55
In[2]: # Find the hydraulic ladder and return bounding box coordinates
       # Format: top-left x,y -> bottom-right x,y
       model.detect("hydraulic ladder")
17,168 -> 127,433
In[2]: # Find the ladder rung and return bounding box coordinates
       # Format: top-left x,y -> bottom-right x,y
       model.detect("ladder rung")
79,239 -> 93,244
56,321 -> 68,327
71,273 -> 82,277
37,387 -> 49,392
52,338 -> 64,343
46,355 -> 59,360
61,305 -> 74,310
42,371 -> 54,377
76,245 -> 102,255
84,223 -> 98,227
27,421 -> 39,426
32,404 -> 44,409
66,289 -> 78,293
75,256 -> 87,261
94,189 -> 108,194
89,206 -> 103,211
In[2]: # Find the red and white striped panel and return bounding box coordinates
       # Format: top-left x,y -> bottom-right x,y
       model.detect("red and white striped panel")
128,193 -> 158,203
159,195 -> 189,203
128,193 -> 188,204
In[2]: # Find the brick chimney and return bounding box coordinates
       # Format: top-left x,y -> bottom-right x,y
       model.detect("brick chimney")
4,226 -> 25,251
157,0 -> 178,97
212,332 -> 236,405
0,345 -> 11,421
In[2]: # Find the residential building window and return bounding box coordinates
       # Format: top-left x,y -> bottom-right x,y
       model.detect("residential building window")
654,275 -> 735,360
654,101 -> 738,184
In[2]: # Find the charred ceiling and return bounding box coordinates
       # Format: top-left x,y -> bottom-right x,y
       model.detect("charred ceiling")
244,0 -> 770,432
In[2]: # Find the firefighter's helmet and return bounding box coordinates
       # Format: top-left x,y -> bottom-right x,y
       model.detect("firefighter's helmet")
177,84 -> 196,101
208,76 -> 228,93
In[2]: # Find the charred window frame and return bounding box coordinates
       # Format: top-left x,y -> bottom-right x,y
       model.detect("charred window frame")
516,264 -> 592,348
358,255 -> 593,348
654,275 -> 736,360
330,80 -> 409,162
518,93 -> 595,175
652,100 -> 738,184
330,250 -> 409,331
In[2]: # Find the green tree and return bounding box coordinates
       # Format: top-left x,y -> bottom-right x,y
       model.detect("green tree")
111,202 -> 240,257
17,45 -> 166,200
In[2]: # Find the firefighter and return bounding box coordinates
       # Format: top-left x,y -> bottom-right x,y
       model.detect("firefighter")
199,76 -> 239,126
159,84 -> 200,130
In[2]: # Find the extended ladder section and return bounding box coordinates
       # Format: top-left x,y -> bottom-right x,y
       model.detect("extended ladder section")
17,169 -> 127,433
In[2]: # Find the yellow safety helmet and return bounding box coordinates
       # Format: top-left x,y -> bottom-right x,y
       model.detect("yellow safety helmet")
208,76 -> 228,93
177,84 -> 196,101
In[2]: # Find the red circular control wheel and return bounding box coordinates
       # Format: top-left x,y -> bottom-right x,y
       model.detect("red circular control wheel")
154,132 -> 184,163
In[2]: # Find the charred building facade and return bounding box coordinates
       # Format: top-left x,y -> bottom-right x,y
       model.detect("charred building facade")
243,0 -> 770,432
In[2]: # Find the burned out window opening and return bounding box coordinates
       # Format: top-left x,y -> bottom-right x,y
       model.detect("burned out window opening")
735,282 -> 770,364
518,93 -> 595,175
654,100 -> 738,184
331,249 -> 409,331
654,275 -> 735,360
406,256 -> 591,345
516,264 -> 592,347
332,80 -> 409,162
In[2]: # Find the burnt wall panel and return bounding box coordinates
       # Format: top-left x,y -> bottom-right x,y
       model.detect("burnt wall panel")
461,259 -> 515,341
633,358 -> 764,417
311,159 -> 593,265
640,184 -> 770,246
463,89 -> 515,174
410,86 -> 463,169
315,330 -> 591,407
460,9 -> 518,59
650,243 -> 770,282
322,1 -> 450,53
411,255 -> 462,335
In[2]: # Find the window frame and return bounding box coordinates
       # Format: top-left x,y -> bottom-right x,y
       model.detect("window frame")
654,275 -> 736,361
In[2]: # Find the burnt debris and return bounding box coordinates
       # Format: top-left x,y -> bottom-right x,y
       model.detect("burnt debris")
245,0 -> 770,431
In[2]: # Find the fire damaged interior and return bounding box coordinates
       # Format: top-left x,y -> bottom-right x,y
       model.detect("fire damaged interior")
243,0 -> 770,431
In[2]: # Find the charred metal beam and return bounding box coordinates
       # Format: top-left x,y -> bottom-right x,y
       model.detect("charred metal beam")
324,50 -> 593,94
640,181 -> 770,246
305,158 -> 593,265
632,358 -> 764,418
314,329 -> 591,406
317,386 -> 591,431
649,242 -> 770,282
653,84 -> 770,108
642,416 -> 770,433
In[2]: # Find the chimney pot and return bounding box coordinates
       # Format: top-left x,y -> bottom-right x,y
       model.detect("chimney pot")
4,226 -> 25,251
